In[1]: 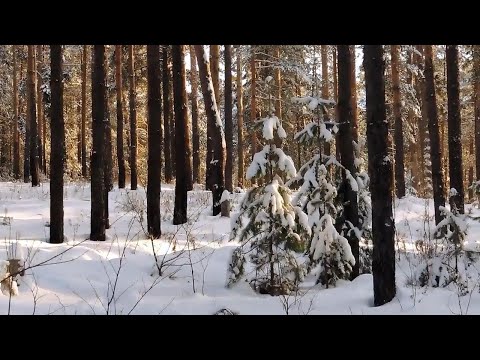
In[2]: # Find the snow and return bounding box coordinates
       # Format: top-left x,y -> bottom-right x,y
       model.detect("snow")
220,190 -> 231,204
260,115 -> 286,140
3,182 -> 480,314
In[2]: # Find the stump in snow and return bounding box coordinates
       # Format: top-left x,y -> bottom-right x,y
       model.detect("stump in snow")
220,190 -> 231,218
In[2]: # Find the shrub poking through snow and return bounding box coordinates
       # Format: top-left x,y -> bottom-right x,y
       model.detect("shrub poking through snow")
417,190 -> 469,293
228,113 -> 311,296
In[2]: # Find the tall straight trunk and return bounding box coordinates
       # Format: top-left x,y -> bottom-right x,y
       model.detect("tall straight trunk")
162,46 -> 173,183
274,46 -> 282,120
391,45 -> 406,198
364,45 -> 396,307
81,45 -> 88,178
424,45 -> 446,226
23,49 -> 30,183
205,45 -> 220,190
189,45 -> 200,184
210,45 -> 220,106
333,47 -> 340,162
350,45 -> 359,142
104,48 -> 112,229
236,46 -> 245,188
169,69 -> 176,176
172,45 -> 190,224
13,45 -> 20,179
414,46 -> 427,196
250,46 -> 258,184
27,45 -> 40,186
337,45 -> 359,279
195,45 -> 226,216
128,45 -> 137,190
469,138 -> 474,200
224,45 -> 234,192
90,45 -> 106,241
321,45 -> 331,156
474,45 -> 480,182
147,45 -> 162,237
36,45 -> 44,174
49,45 -> 65,244
446,45 -> 464,214
115,45 -> 126,189
406,47 -> 419,192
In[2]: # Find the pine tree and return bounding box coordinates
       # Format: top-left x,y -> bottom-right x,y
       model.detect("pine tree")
147,45 -> 162,238
224,45 -> 234,192
49,45 -> 65,244
228,113 -> 310,295
115,45 -> 126,189
128,45 -> 137,190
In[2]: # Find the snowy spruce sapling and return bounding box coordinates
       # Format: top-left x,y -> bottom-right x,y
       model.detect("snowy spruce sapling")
228,113 -> 311,296
289,96 -> 358,287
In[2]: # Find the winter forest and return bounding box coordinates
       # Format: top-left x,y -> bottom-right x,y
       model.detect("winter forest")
0,44 -> 478,315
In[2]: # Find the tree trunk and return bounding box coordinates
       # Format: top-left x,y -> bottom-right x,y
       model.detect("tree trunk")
147,45 -> 162,237
250,46 -> 258,185
224,45 -> 234,192
364,45 -> 396,307
128,45 -> 137,190
321,45 -> 331,156
406,47 -> 419,193
81,45 -> 88,178
390,45 -> 406,198
49,45 -> 65,244
333,47 -> 340,162
115,45 -> 126,189
210,45 -> 220,106
23,49 -> 30,183
274,46 -> 282,120
195,45 -> 226,216
337,45 -> 359,279
414,46 -> 427,196
36,45 -> 44,174
104,48 -> 112,229
469,137 -> 474,200
12,45 -> 20,179
189,45 -> 200,185
27,45 -> 40,186
90,45 -> 106,241
424,45 -> 446,226
474,45 -> 480,183
163,46 -> 173,184
236,46 -> 245,188
172,45 -> 190,224
350,45 -> 359,142
446,45 -> 464,214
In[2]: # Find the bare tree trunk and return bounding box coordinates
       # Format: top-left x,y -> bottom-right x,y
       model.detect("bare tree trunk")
424,45 -> 446,226
12,45 -> 20,179
350,45 -> 359,142
163,46 -> 173,184
172,45 -> 191,224
236,46 -> 244,188
210,45 -> 220,105
104,48 -> 113,229
50,45 -> 65,244
474,45 -> 480,183
390,45 -> 406,198
27,45 -> 40,186
337,45 -> 359,279
90,45 -> 106,241
446,45 -> 464,214
195,45 -> 226,216
189,45 -> 200,185
147,45 -> 162,237
250,46 -> 258,185
333,47 -> 340,162
115,45 -> 126,189
128,45 -> 137,190
81,45 -> 88,178
321,45 -> 331,156
36,45 -> 44,174
224,45 -> 234,192
364,44 -> 396,307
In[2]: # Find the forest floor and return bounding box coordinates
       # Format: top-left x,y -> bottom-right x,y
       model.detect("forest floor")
1,181 -> 480,315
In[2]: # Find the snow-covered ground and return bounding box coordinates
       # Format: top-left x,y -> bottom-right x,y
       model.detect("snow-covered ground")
1,181 -> 480,315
